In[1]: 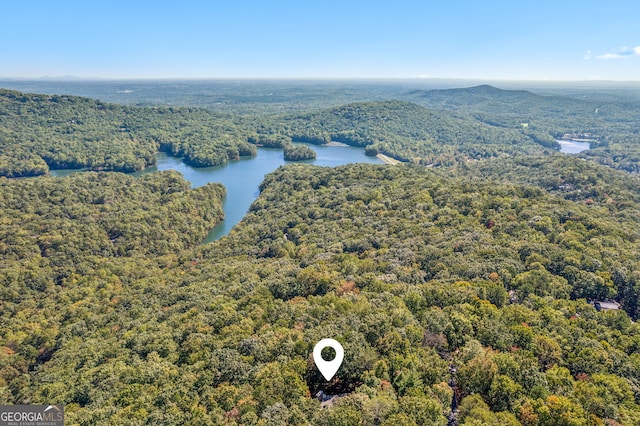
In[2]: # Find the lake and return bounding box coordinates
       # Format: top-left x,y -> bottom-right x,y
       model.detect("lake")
158,144 -> 382,241
557,140 -> 591,154
58,144 -> 381,242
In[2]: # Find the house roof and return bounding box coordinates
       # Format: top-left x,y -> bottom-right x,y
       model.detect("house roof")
592,300 -> 621,311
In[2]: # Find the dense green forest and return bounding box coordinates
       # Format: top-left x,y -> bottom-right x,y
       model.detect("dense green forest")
283,144 -> 317,161
253,85 -> 640,170
406,85 -> 640,172
0,79 -> 414,115
2,84 -> 640,425
3,84 -> 640,175
445,154 -> 640,205
277,100 -> 556,166
0,89 -> 257,177
2,164 -> 640,424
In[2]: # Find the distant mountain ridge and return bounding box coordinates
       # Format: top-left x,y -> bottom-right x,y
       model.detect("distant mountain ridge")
411,84 -> 534,97
404,84 -> 592,115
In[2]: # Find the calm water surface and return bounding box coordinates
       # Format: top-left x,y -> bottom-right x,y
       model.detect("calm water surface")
133,144 -> 382,241
557,140 -> 591,154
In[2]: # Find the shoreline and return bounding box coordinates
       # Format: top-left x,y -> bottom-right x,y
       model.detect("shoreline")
376,153 -> 401,165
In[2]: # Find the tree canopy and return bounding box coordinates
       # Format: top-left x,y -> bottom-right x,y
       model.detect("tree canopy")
2,83 -> 640,424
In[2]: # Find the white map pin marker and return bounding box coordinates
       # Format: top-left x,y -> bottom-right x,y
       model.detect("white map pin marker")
313,338 -> 344,381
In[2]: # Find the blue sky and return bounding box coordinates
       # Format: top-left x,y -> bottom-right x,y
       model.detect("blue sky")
1,0 -> 639,80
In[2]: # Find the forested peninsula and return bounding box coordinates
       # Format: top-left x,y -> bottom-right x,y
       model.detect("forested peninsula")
0,89 -> 256,177
2,84 -> 640,425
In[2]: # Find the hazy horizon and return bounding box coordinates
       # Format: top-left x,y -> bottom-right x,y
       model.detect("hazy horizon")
2,76 -> 640,84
